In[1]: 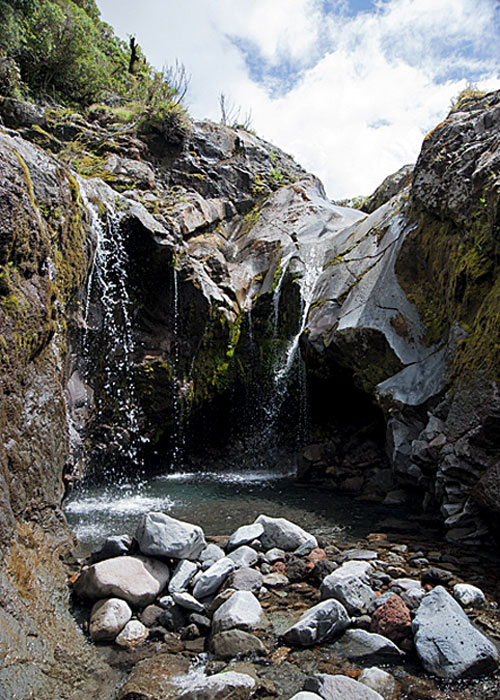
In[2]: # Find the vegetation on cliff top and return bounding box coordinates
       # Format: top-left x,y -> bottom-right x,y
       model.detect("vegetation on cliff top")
0,0 -> 188,128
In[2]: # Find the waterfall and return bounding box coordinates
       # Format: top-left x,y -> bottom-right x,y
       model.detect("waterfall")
80,183 -> 141,468
170,265 -> 185,469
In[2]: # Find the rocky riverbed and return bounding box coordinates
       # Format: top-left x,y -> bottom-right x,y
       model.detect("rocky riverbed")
69,512 -> 500,700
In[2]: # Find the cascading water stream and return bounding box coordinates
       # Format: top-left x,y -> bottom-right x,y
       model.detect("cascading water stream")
170,265 -> 186,469
79,183 -> 142,469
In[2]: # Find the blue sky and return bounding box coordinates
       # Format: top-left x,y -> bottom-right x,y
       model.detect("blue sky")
97,0 -> 500,198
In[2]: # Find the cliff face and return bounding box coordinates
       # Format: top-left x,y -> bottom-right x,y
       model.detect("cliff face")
0,90 -> 500,697
0,130 -> 118,698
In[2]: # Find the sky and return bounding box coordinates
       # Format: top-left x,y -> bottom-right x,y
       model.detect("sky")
96,0 -> 500,199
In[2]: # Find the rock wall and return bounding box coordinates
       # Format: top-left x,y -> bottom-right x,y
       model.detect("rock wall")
0,130 -> 118,698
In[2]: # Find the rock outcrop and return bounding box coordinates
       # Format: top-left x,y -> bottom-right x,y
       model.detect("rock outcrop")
1,81 -> 500,698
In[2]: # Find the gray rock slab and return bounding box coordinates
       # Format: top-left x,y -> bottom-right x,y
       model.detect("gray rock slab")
412,585 -> 498,678
282,599 -> 350,646
172,590 -> 206,613
225,567 -> 263,593
89,598 -> 132,641
255,514 -> 318,551
320,569 -> 377,615
74,555 -> 170,607
331,629 -> 404,661
288,694 -> 324,700
199,543 -> 225,570
304,674 -> 384,700
168,559 -> 198,593
227,523 -> 264,551
193,557 -> 235,599
176,671 -> 256,700
212,590 -> 264,634
227,545 -> 258,568
209,629 -> 267,659
136,512 -> 206,560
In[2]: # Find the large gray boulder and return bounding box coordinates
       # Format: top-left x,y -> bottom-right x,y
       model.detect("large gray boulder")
89,598 -> 132,641
331,629 -> 404,661
176,670 -> 256,700
282,599 -> 350,646
212,590 -> 264,634
192,557 -> 235,599
255,514 -> 317,551
304,674 -> 384,700
168,559 -> 198,593
320,566 -> 377,615
412,586 -> 498,678
135,512 -> 206,560
74,555 -> 170,607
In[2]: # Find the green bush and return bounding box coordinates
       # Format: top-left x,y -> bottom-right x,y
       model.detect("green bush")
0,0 -> 188,115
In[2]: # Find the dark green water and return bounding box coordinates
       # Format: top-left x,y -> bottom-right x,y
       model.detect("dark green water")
64,469 -> 408,550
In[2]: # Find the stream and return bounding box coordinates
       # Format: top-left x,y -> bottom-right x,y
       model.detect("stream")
65,467 -> 410,553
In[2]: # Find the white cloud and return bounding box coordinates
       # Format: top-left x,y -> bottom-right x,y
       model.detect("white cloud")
96,0 -> 500,198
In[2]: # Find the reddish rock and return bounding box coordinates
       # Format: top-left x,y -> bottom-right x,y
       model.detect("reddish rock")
272,561 -> 287,575
305,547 -> 327,574
370,595 -> 411,644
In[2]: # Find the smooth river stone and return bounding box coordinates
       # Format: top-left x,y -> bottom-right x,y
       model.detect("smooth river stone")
89,598 -> 132,641
212,590 -> 264,634
192,557 -> 235,599
227,522 -> 264,551
282,599 -> 349,646
255,514 -> 318,551
136,512 -> 206,560
74,555 -> 170,607
304,674 -> 384,700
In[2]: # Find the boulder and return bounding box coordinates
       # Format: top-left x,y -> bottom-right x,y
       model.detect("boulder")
140,604 -> 162,627
200,543 -> 225,569
227,545 -> 258,568
288,695 -> 323,700
358,667 -> 399,700
74,555 -> 170,607
227,523 -> 265,551
158,595 -> 187,632
176,671 -> 256,700
89,598 -> 132,641
193,557 -> 235,599
115,620 -> 149,647
265,547 -> 286,563
136,512 -> 206,560
224,567 -> 263,593
172,590 -> 206,613
209,629 -> 267,659
370,595 -> 411,643
304,674 -> 384,700
453,583 -> 487,608
262,572 -> 289,588
169,559 -> 198,593
332,629 -> 404,661
212,590 -> 264,634
90,534 -> 133,563
282,599 -> 350,646
255,514 -> 318,551
412,585 -> 498,678
320,568 -> 377,615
